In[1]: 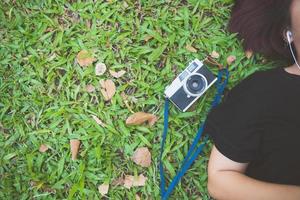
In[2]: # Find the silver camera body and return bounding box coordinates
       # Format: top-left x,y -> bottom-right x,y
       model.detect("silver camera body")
164,59 -> 217,112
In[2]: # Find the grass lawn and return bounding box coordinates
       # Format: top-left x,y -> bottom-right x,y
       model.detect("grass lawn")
0,0 -> 274,199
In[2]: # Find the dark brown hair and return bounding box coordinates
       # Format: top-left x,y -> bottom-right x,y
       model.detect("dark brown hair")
228,0 -> 295,64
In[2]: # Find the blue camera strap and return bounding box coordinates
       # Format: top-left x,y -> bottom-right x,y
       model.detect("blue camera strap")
160,68 -> 229,200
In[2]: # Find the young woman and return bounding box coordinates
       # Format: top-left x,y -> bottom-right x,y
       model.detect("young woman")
203,0 -> 300,199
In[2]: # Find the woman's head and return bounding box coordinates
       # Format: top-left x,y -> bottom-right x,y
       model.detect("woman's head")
290,0 -> 300,54
228,0 -> 299,65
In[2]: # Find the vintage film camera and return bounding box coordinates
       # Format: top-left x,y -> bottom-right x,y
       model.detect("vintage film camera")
164,59 -> 217,112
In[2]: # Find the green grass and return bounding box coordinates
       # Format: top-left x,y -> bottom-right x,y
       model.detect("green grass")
0,0 -> 275,199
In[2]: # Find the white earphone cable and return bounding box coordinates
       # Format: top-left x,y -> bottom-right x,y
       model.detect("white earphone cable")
288,39 -> 300,71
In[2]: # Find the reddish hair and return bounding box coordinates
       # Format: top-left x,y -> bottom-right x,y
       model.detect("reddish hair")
228,0 -> 295,64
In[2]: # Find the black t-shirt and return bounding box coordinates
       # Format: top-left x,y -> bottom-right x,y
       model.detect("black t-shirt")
203,66 -> 300,186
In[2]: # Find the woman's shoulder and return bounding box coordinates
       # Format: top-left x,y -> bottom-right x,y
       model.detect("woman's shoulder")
231,67 -> 280,91
253,66 -> 282,80
225,67 -> 281,101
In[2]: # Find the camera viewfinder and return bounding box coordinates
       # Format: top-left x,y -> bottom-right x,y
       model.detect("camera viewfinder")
188,62 -> 198,72
179,70 -> 189,81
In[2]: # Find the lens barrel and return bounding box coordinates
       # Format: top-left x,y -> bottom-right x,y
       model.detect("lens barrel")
186,74 -> 206,95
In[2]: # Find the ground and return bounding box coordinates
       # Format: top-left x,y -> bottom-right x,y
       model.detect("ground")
0,0 -> 271,199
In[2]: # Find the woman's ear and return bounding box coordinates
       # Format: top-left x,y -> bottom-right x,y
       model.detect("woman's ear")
283,29 -> 289,43
283,29 -> 294,43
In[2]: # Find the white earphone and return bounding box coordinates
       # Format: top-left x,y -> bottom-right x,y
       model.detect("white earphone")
287,30 -> 294,44
286,30 -> 300,70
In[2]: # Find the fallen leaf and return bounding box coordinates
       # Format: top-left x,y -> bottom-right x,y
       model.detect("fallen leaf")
210,50 -> 220,59
92,115 -> 106,127
136,194 -> 141,200
226,55 -> 236,65
109,69 -> 126,78
76,50 -> 96,67
39,144 -> 49,153
126,112 -> 158,126
123,174 -> 147,189
144,35 -> 153,42
86,84 -> 95,93
245,50 -> 253,59
123,1 -> 129,8
186,44 -> 198,53
112,176 -> 124,186
131,147 -> 151,167
86,19 -> 92,29
95,62 -> 107,76
70,139 -> 80,160
98,183 -> 109,196
99,79 -> 116,101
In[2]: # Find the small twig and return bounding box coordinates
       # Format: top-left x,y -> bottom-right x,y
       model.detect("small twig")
203,55 -> 225,70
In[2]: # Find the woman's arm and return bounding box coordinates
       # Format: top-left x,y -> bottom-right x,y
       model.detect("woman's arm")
207,145 -> 300,200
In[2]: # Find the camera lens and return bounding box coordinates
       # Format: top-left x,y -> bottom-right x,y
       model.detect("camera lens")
186,74 -> 206,95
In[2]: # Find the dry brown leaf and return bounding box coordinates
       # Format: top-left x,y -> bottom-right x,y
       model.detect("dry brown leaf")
226,55 -> 236,65
123,1 -> 129,8
245,50 -> 253,59
109,69 -> 126,78
92,115 -> 106,127
86,19 -> 92,29
95,62 -> 107,76
86,84 -> 95,93
99,79 -> 116,101
131,147 -> 151,167
210,50 -> 220,59
112,176 -> 124,186
123,174 -> 147,189
144,35 -> 153,42
135,194 -> 141,200
186,44 -> 198,53
39,144 -> 49,153
70,139 -> 80,160
98,183 -> 109,196
126,112 -> 158,126
76,50 -> 96,67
